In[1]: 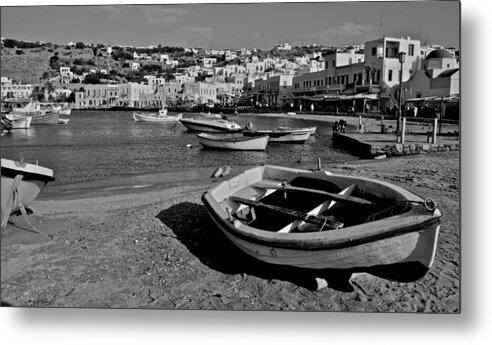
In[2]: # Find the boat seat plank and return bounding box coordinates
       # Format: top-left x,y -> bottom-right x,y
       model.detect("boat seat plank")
252,181 -> 375,207
277,184 -> 356,233
229,196 -> 344,229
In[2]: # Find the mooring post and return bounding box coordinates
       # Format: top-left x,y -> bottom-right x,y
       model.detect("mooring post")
432,117 -> 438,144
380,116 -> 385,134
317,158 -> 322,171
358,116 -> 363,133
401,117 -> 406,143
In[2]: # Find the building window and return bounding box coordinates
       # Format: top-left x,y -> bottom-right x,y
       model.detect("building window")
388,69 -> 393,82
349,58 -> 352,64
372,47 -> 376,56
332,60 -> 335,68
409,44 -> 414,56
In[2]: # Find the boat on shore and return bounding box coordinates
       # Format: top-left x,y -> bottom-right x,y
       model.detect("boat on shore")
243,127 -> 314,143
133,111 -> 183,122
180,118 -> 242,133
202,165 -> 442,282
1,157 -> 55,229
197,133 -> 269,151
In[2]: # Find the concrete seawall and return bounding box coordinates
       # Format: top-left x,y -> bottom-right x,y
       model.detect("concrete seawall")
333,132 -> 460,158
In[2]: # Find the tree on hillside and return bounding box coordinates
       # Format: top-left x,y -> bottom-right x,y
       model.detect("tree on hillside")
49,55 -> 60,70
84,73 -> 100,84
75,42 -> 86,49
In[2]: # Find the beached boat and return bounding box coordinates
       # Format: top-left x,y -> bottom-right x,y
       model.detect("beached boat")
180,118 -> 242,133
202,165 -> 442,282
197,133 -> 269,151
1,157 -> 55,229
5,114 -> 32,129
133,111 -> 183,122
243,127 -> 313,143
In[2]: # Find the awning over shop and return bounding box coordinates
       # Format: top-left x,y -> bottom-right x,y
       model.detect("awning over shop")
299,93 -> 379,102
406,95 -> 460,103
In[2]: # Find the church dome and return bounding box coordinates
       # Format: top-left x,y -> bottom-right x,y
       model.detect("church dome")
425,49 -> 454,60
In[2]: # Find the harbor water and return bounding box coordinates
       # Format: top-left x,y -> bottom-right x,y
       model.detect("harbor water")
0,110 -> 358,186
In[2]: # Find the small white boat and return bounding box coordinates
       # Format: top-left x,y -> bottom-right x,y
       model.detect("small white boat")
243,127 -> 313,143
1,157 -> 55,229
58,118 -> 70,125
133,111 -> 183,122
59,108 -> 71,115
197,133 -> 269,151
31,111 -> 60,125
202,165 -> 442,282
278,126 -> 317,135
5,114 -> 32,129
180,118 -> 242,133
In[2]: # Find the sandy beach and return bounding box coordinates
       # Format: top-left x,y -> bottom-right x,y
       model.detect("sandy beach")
0,149 -> 459,312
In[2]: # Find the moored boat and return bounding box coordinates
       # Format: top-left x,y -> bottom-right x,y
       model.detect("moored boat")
5,114 -> 32,129
201,165 -> 442,282
197,133 -> 269,151
243,127 -> 313,143
31,111 -> 60,125
180,118 -> 242,133
133,111 -> 183,122
1,157 -> 55,229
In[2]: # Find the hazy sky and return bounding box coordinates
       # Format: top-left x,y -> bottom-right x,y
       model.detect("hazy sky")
1,1 -> 460,49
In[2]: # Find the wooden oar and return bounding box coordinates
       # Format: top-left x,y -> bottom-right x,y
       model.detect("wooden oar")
253,181 -> 375,207
229,196 -> 344,229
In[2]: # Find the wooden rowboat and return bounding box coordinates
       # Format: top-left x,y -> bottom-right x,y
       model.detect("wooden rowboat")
1,157 -> 55,229
242,127 -> 315,143
201,165 -> 442,282
197,133 -> 269,151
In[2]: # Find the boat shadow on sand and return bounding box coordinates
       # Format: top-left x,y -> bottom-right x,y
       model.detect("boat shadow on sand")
156,201 -> 398,292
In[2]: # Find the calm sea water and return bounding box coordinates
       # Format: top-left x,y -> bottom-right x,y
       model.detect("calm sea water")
1,110 -> 358,186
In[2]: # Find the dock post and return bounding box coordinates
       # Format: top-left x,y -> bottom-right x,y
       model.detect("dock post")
317,158 -> 322,171
358,116 -> 363,133
432,118 -> 438,144
380,116 -> 385,133
401,117 -> 406,143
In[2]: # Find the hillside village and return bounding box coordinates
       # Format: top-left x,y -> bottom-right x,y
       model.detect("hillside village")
1,37 -> 459,118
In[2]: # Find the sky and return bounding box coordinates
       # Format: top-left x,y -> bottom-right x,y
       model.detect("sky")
1,1 -> 460,49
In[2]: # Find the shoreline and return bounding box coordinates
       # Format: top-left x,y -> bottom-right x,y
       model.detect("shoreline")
1,151 -> 460,311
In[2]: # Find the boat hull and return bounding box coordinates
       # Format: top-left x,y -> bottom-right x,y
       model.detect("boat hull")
31,112 -> 59,125
201,165 -> 442,282
180,118 -> 242,133
5,114 -> 32,129
197,133 -> 268,151
133,112 -> 183,122
59,108 -> 72,115
1,158 -> 55,228
244,130 -> 311,143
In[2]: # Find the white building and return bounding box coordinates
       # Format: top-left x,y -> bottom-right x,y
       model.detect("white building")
1,77 -> 34,99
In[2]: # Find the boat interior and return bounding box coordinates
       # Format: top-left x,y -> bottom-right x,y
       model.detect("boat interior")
228,175 -> 413,234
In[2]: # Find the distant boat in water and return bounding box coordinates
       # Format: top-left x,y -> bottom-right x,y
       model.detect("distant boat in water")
197,132 -> 269,151
243,127 -> 315,143
133,111 -> 183,122
180,117 -> 242,133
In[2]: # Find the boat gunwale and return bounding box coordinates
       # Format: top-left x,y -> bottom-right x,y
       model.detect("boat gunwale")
202,192 -> 440,250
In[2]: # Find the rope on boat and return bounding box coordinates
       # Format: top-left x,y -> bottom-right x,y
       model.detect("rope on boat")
365,198 -> 438,223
